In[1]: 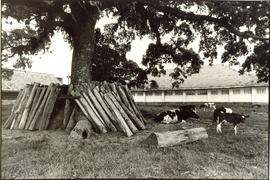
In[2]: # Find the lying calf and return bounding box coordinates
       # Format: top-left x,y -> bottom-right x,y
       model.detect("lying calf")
213,106 -> 233,123
216,112 -> 249,135
154,108 -> 200,124
200,102 -> 216,111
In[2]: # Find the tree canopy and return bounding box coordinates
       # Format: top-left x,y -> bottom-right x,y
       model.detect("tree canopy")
2,0 -> 269,86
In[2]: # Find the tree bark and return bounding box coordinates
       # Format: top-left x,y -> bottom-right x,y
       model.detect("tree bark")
70,4 -> 99,85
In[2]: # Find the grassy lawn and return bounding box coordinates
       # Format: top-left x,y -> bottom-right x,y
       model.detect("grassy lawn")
1,103 -> 269,179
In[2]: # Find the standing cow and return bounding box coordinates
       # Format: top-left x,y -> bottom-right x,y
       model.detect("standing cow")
213,106 -> 233,123
216,112 -> 249,135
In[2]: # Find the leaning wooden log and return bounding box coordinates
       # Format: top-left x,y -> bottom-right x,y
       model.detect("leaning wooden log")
123,85 -> 146,124
24,86 -> 43,129
103,93 -> 133,137
116,86 -> 133,111
146,127 -> 208,148
109,83 -> 121,100
71,90 -> 107,134
44,85 -> 61,130
62,84 -> 74,129
92,87 -> 122,131
3,89 -> 24,129
29,84 -> 52,130
80,90 -> 107,128
66,105 -> 78,132
107,92 -> 138,134
114,96 -> 146,130
87,89 -> 117,132
38,84 -> 56,130
11,85 -> 33,129
18,83 -> 40,129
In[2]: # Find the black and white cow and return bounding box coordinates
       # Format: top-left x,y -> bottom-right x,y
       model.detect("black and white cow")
216,112 -> 249,135
179,105 -> 196,111
213,106 -> 233,123
200,102 -> 216,111
154,108 -> 199,124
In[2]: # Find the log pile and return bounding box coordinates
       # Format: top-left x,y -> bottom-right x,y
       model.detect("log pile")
3,82 -> 61,130
4,81 -> 146,137
69,82 -> 146,137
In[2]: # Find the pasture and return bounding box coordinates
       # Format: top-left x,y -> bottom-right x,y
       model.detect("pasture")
1,103 -> 269,179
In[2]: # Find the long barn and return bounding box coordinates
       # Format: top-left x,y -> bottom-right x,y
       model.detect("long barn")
131,65 -> 268,104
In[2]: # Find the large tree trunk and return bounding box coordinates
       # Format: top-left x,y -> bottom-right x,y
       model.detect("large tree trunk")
70,4 -> 99,85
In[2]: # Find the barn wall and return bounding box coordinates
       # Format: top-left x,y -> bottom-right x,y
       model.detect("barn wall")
131,86 -> 269,103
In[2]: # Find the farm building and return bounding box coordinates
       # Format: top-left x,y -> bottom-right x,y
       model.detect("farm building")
2,69 -> 62,102
131,65 -> 269,103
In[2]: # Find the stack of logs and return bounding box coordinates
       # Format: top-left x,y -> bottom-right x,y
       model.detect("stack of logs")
3,83 -> 61,130
4,81 -> 146,137
68,82 -> 146,137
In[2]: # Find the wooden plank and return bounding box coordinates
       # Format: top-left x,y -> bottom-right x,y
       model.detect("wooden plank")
146,127 -> 208,147
87,88 -> 117,132
18,83 -> 40,129
107,92 -> 138,134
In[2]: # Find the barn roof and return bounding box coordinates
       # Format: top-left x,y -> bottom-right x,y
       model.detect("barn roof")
2,69 -> 62,91
137,64 -> 268,91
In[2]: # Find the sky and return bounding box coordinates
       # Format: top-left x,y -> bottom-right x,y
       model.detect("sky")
2,15 -> 249,84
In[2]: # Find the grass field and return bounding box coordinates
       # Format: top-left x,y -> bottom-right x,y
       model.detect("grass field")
1,103 -> 269,179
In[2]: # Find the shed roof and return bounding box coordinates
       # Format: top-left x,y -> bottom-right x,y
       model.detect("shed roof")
2,69 -> 62,91
139,64 -> 268,91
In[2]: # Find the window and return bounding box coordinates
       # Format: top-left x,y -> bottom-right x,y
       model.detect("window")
154,91 -> 162,96
186,90 -> 196,95
175,91 -> 183,95
131,92 -> 136,96
136,92 -> 144,96
165,91 -> 173,96
243,88 -> 251,94
146,91 -> 153,96
233,89 -> 240,94
197,90 -> 207,95
257,87 -> 266,94
211,90 -> 218,95
221,89 -> 229,95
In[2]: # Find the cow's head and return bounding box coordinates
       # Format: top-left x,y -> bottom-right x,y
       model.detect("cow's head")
241,115 -> 249,122
187,109 -> 200,119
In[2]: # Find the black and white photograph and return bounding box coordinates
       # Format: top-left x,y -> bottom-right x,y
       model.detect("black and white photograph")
1,0 -> 269,179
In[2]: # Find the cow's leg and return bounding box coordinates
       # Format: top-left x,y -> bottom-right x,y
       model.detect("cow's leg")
217,123 -> 222,133
234,125 -> 237,135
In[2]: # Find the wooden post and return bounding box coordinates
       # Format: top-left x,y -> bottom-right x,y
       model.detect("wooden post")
146,127 -> 208,147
